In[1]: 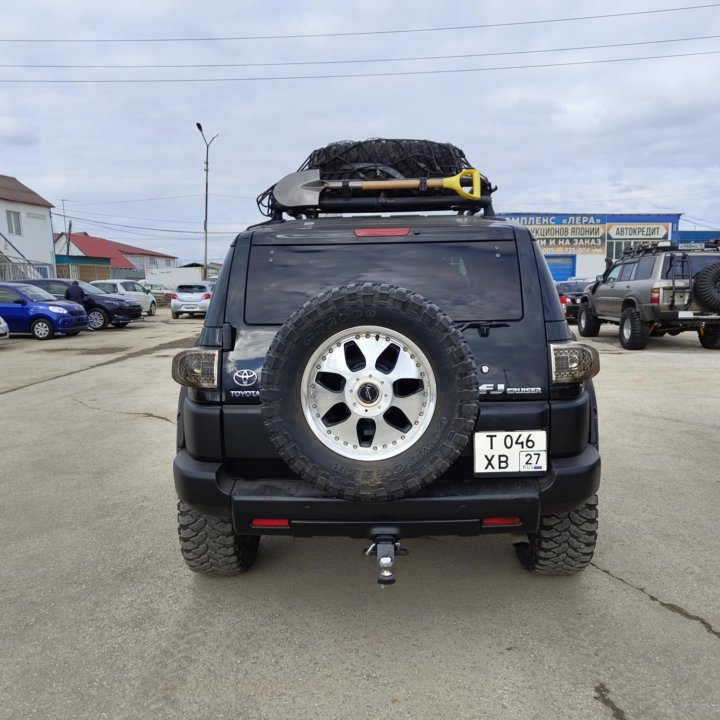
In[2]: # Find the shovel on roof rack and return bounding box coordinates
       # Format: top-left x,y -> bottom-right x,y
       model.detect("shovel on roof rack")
271,168 -> 482,210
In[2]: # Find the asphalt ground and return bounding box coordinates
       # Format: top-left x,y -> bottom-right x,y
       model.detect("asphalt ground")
1,309 -> 718,720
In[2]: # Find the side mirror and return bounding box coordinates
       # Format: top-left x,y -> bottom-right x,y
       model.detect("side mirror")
13,298 -> 27,305
596,275 -> 604,282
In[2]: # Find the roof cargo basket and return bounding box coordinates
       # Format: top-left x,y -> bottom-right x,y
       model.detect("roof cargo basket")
256,138 -> 496,219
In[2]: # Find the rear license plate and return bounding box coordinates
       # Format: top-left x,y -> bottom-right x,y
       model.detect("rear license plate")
183,304 -> 198,309
473,431 -> 547,474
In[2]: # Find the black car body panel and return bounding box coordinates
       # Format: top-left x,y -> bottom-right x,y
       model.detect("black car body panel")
175,215 -> 600,539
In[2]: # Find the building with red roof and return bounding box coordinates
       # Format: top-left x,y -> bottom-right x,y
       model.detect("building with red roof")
54,232 -> 177,280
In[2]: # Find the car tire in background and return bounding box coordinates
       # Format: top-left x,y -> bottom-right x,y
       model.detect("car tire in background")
112,323 -> 129,328
698,325 -> 720,349
619,307 -> 650,350
147,301 -> 156,317
694,262 -> 720,313
171,312 -> 180,319
31,318 -> 54,340
577,304 -> 601,337
87,308 -> 109,331
261,283 -> 479,502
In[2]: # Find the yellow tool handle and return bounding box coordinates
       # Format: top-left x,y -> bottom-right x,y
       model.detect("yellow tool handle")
358,169 -> 481,200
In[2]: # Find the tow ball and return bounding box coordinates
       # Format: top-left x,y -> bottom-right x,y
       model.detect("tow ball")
364,535 -> 408,586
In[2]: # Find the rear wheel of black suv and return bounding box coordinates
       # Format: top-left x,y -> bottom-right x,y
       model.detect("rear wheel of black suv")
699,325 -> 720,349
261,283 -> 479,502
177,501 -> 260,575
577,304 -> 601,337
619,307 -> 650,350
515,495 -> 598,575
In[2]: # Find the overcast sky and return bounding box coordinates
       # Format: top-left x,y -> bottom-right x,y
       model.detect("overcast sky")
2,1 -> 719,264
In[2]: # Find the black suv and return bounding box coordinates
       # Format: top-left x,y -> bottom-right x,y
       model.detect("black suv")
578,241 -> 720,350
29,278 -> 143,330
171,141 -> 601,584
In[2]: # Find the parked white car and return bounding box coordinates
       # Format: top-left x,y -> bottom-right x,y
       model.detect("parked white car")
90,279 -> 157,316
170,282 -> 214,319
0,315 -> 9,342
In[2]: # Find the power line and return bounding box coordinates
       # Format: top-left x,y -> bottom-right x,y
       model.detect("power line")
65,213 -> 239,235
62,193 -> 203,206
2,50 -> 718,83
1,4 -> 717,42
3,34 -> 719,68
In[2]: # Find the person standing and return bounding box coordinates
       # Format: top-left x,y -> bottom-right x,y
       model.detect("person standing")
64,280 -> 85,303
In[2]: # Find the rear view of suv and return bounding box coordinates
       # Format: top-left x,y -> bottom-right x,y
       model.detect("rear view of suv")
578,241 -> 720,349
171,139 -> 601,585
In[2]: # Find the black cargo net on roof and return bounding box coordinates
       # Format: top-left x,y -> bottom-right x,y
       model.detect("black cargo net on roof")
256,138 -> 495,218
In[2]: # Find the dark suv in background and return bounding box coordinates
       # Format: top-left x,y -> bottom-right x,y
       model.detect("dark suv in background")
29,278 -> 143,330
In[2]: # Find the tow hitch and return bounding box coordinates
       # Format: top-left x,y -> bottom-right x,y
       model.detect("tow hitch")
364,535 -> 408,586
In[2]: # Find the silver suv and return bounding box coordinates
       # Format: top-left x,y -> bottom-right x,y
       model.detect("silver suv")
578,241 -> 720,350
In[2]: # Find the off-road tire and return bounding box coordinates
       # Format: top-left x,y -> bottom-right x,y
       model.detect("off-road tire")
261,283 -> 479,502
515,495 -> 598,575
577,304 -> 601,337
177,501 -> 259,575
619,307 -> 649,350
699,325 -> 720,349
31,318 -> 54,340
694,262 -> 720,313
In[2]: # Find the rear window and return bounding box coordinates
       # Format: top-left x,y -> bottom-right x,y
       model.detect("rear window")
662,253 -> 720,279
177,285 -> 209,293
244,241 -> 523,324
556,282 -> 587,293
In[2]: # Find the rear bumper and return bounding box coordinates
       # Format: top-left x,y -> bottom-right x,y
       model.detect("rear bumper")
173,444 -> 600,539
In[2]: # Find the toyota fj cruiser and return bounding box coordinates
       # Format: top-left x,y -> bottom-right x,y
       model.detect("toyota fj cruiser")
172,140 -> 601,584
578,240 -> 720,350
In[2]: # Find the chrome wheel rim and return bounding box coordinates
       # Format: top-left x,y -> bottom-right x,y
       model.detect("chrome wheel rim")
88,311 -> 104,329
300,325 -> 436,461
34,321 -> 50,338
621,317 -> 631,341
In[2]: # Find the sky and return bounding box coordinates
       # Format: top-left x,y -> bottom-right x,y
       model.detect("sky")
2,1 -> 719,264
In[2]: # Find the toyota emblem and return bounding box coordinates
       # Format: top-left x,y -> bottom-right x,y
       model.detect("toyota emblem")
233,369 -> 258,387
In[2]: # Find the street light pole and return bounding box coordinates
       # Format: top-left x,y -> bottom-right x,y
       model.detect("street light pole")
196,122 -> 218,281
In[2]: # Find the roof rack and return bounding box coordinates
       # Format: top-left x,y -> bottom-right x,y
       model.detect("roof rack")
621,239 -> 720,257
257,169 -> 496,220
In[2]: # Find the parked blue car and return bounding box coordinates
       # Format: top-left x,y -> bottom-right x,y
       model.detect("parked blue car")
0,282 -> 88,339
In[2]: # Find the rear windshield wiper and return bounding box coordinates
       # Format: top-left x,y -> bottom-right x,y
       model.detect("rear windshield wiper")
455,321 -> 510,338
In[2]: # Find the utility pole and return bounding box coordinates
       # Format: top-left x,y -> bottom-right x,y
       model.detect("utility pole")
196,123 -> 218,281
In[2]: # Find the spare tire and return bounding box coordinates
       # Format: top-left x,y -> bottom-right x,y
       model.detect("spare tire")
695,262 -> 720,313
260,283 -> 479,502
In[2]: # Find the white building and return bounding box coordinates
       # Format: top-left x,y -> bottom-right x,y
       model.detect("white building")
0,174 -> 55,279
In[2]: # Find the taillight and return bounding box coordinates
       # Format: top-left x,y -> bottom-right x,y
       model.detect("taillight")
171,348 -> 219,388
550,343 -> 600,383
650,288 -> 660,304
482,517 -> 521,527
354,227 -> 410,237
559,295 -> 568,316
169,293 -> 177,299
202,293 -> 212,300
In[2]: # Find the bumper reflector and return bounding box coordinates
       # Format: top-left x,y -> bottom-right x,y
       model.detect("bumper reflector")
251,518 -> 290,528
482,517 -> 521,527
